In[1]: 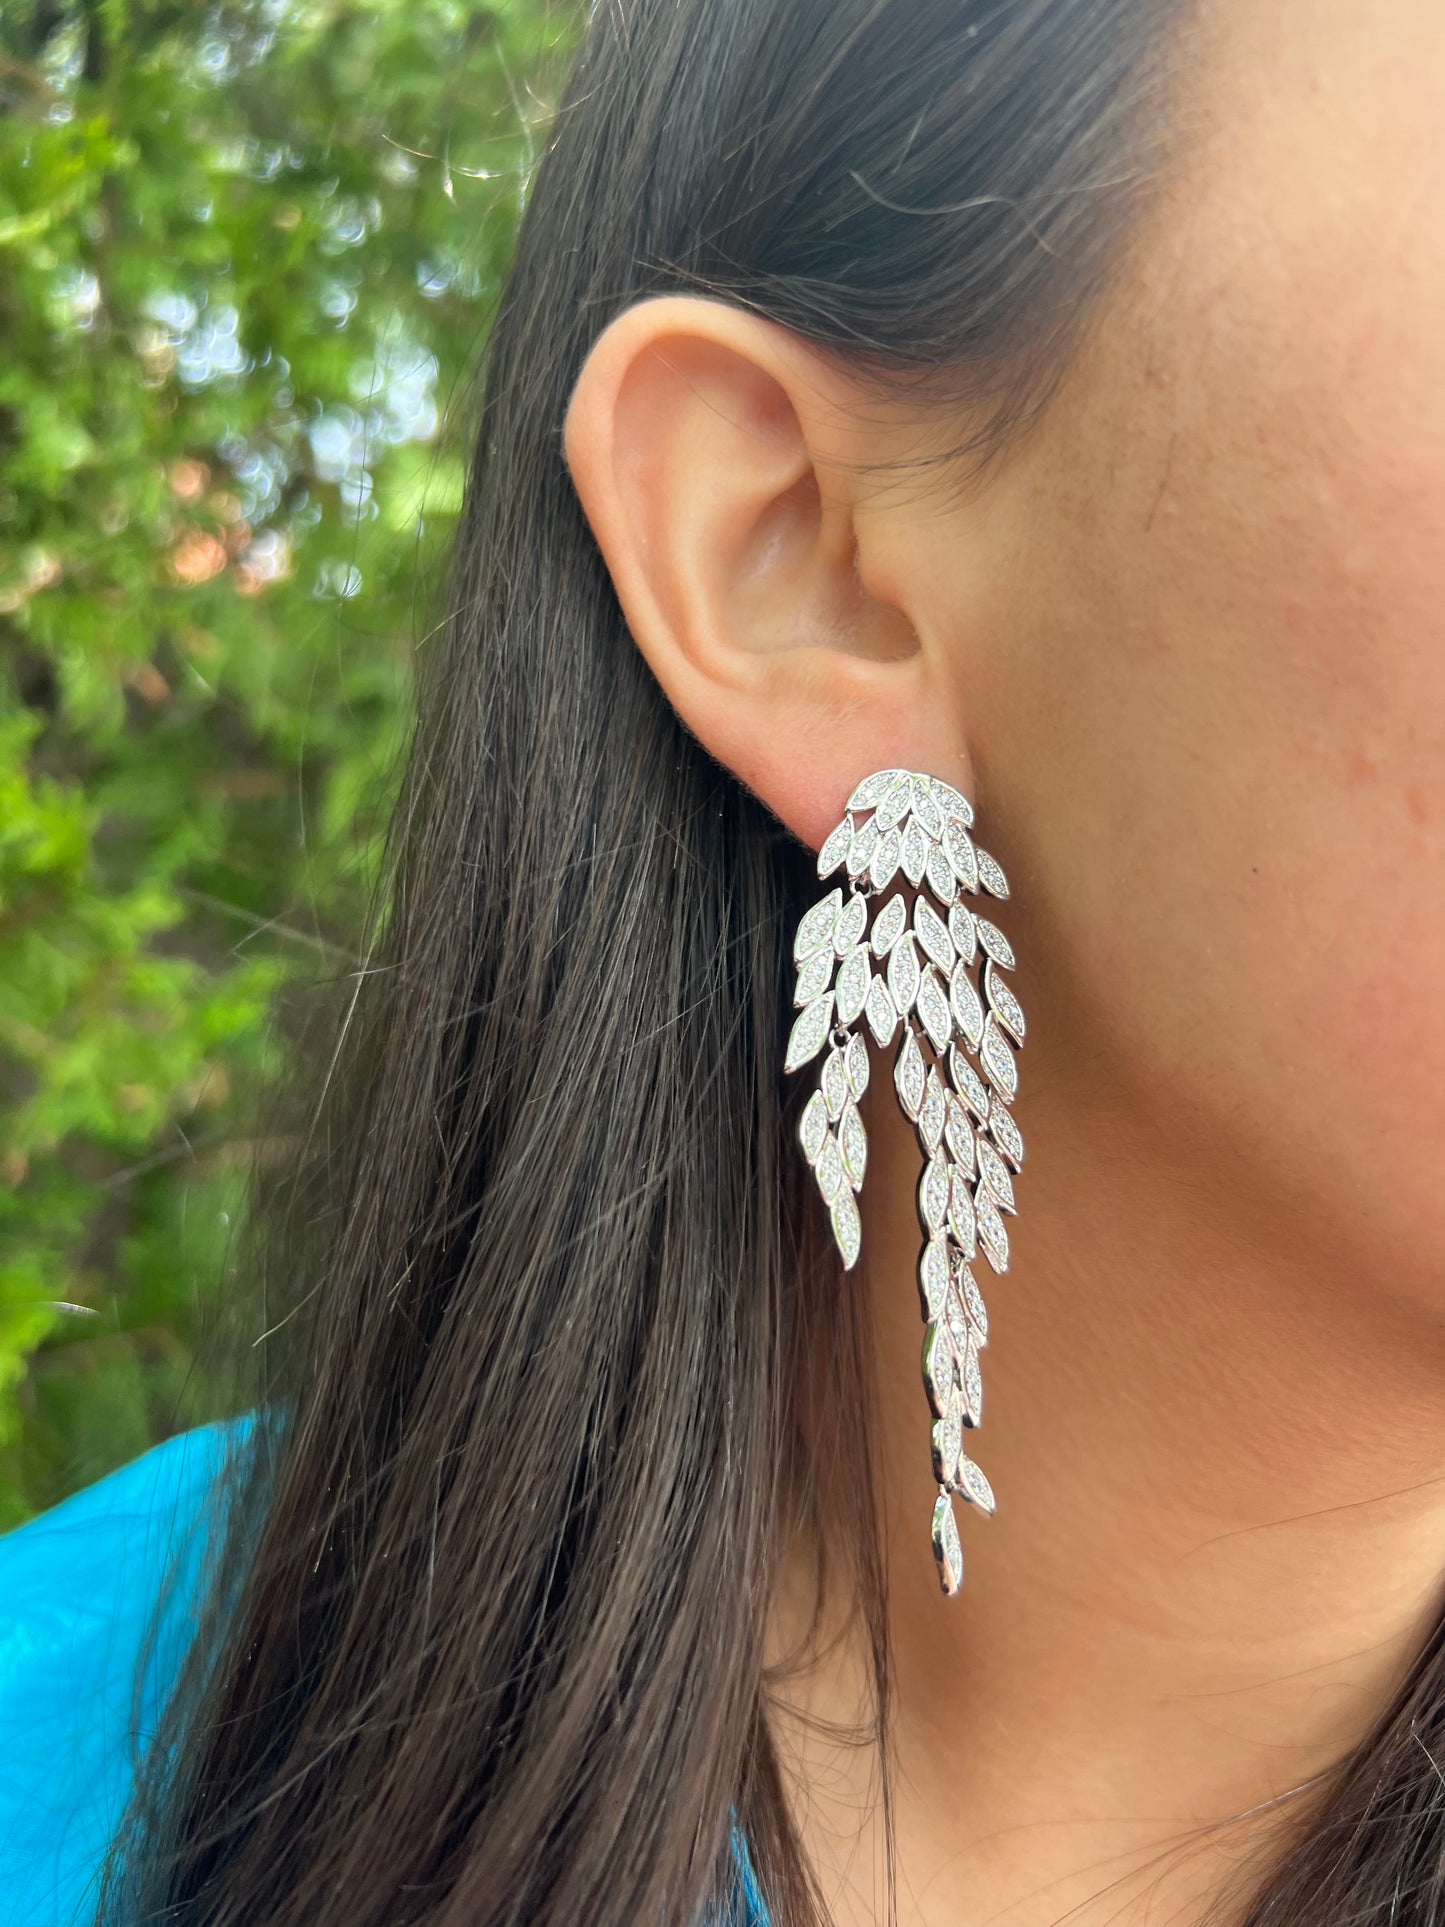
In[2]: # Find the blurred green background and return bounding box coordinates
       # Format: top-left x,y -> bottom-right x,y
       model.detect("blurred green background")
0,0 -> 576,1527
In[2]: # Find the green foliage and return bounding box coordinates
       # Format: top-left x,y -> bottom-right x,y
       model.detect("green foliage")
0,0 -> 576,1525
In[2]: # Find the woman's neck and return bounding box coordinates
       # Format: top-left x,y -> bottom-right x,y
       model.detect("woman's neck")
770,1066 -> 1445,1927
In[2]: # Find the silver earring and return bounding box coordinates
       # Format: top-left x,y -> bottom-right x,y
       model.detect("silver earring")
784,769 -> 1024,1596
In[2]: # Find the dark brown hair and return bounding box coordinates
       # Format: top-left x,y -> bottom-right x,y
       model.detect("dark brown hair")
100,2 -> 1445,1922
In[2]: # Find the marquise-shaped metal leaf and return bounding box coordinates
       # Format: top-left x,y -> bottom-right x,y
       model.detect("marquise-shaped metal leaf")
846,814 -> 879,878
975,848 -> 1009,899
984,958 -> 1025,1045
955,1454 -> 995,1515
918,1150 -> 951,1238
944,819 -> 979,892
976,916 -> 1016,971
887,932 -> 921,1017
793,888 -> 842,965
834,890 -> 868,956
870,824 -> 903,892
914,897 -> 955,975
925,842 -> 958,906
974,1181 -> 1010,1274
831,1184 -> 861,1269
948,963 -> 984,1050
839,1098 -> 867,1190
870,891 -> 907,956
932,1491 -> 964,1595
979,1013 -> 1018,1103
918,1232 -> 951,1320
834,944 -> 871,1027
976,1134 -> 1016,1215
864,974 -> 899,1047
922,1320 -> 958,1419
918,1067 -> 947,1157
821,1046 -> 850,1120
948,1043 -> 991,1124
794,947 -> 833,1008
944,1092 -> 975,1174
845,1031 -> 870,1099
911,777 -> 944,839
799,1089 -> 828,1165
895,1026 -> 926,1120
988,1093 -> 1023,1169
817,814 -> 854,878
785,990 -> 834,1073
846,768 -> 906,812
948,903 -> 978,966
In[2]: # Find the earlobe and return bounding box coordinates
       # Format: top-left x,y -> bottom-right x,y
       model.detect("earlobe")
562,295 -> 972,849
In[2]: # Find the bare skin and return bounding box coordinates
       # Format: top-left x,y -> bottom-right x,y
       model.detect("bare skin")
562,1 -> 1445,1920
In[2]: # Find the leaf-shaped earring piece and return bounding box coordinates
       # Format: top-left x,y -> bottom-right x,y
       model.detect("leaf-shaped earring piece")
785,771 -> 1027,1597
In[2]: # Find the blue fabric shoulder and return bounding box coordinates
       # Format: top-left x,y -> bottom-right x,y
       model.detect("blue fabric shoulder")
0,1422 -> 239,1927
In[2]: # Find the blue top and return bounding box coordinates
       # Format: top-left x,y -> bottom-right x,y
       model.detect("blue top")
0,1425 -> 769,1926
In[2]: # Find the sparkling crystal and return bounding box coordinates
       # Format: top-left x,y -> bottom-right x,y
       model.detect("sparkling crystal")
864,974 -> 899,1047
931,1411 -> 963,1488
834,890 -> 867,956
834,944 -> 871,1026
976,1133 -> 1016,1214
918,1068 -> 946,1156
980,1014 -> 1018,1103
925,842 -> 958,906
911,777 -> 944,838
914,897 -> 955,974
948,903 -> 978,966
846,814 -> 879,877
948,1165 -> 978,1256
933,780 -> 974,827
821,1046 -> 850,1120
785,991 -> 834,1072
976,847 -> 1010,900
919,1150 -> 951,1237
794,947 -> 833,1007
845,1030 -> 870,1099
793,888 -> 842,964
887,933 -> 921,1017
945,1283 -> 970,1361
894,1026 -> 926,1120
960,1338 -> 984,1427
798,1089 -> 828,1164
839,1097 -> 868,1189
874,775 -> 915,832
870,825 -> 902,891
944,818 -> 979,892
958,1262 -> 989,1344
944,1092 -> 975,1174
916,964 -> 952,1054
922,1321 -> 958,1419
870,890 -> 907,955
817,814 -> 854,878
955,1453 -> 996,1515
918,1232 -> 951,1319
948,1045 -> 991,1123
976,917 -> 1016,971
815,1129 -> 845,1204
989,1093 -> 1023,1169
932,1491 -> 964,1595
846,768 -> 905,812
948,962 -> 984,1049
984,959 -> 1025,1045
901,817 -> 931,887
831,1183 -> 862,1269
975,1181 -> 1010,1274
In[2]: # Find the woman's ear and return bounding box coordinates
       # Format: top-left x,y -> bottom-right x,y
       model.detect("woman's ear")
562,295 -> 974,850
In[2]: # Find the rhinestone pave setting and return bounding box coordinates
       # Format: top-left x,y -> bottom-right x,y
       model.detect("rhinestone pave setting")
785,770 -> 1025,1597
